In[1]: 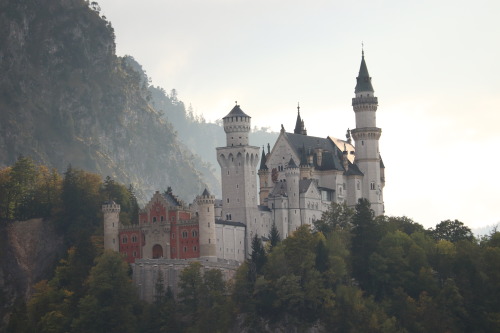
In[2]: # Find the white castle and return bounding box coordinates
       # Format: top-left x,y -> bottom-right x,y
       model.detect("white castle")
103,51 -> 384,275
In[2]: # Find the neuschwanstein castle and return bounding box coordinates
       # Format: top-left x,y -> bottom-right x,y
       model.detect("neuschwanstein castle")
103,52 -> 384,276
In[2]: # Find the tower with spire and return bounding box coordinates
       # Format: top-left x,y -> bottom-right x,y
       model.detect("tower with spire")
351,49 -> 385,215
216,104 -> 261,257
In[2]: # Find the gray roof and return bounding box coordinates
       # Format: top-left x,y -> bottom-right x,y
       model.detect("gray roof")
223,105 -> 250,119
285,133 -> 345,171
258,205 -> 271,212
346,162 -> 364,176
355,52 -> 374,93
215,219 -> 246,228
287,157 -> 298,169
299,179 -> 315,193
162,192 -> 182,207
202,188 -> 210,196
269,181 -> 287,197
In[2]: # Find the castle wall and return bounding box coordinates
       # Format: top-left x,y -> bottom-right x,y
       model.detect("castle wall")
215,223 -> 245,262
132,259 -> 239,302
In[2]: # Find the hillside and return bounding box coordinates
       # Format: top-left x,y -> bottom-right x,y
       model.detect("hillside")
0,0 -> 220,202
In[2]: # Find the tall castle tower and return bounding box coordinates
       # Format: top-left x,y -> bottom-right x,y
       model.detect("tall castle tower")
285,157 -> 301,232
102,201 -> 120,252
216,104 -> 260,253
351,50 -> 384,215
196,189 -> 216,262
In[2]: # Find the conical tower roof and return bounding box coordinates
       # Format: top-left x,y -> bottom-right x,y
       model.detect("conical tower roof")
355,50 -> 374,93
223,104 -> 250,119
259,147 -> 268,170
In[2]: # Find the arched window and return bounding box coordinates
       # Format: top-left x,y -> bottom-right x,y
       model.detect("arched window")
122,236 -> 128,244
160,216 -> 164,222
152,216 -> 157,223
192,230 -> 198,237
152,244 -> 163,259
182,230 -> 188,238
193,246 -> 197,252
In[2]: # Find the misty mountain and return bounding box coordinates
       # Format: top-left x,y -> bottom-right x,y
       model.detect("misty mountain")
0,0 -> 222,202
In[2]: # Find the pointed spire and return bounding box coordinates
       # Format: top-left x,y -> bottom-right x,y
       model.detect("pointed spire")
202,188 -> 210,196
260,146 -> 268,170
355,48 -> 374,93
294,102 -> 307,135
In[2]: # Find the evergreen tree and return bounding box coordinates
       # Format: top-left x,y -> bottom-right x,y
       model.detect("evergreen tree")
268,222 -> 281,251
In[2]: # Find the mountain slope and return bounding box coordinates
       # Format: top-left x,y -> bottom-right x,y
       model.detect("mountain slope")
0,0 -> 216,201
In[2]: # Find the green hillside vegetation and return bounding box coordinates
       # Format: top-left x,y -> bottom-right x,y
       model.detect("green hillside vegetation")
3,158 -> 500,332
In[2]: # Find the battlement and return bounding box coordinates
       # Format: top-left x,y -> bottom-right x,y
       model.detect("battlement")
102,202 -> 120,213
197,194 -> 215,205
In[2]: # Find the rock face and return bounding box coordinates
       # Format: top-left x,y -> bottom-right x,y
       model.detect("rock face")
0,219 -> 65,329
0,0 -> 216,202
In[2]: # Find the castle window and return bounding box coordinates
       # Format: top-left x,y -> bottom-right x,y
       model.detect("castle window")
227,198 -> 229,203
207,207 -> 210,212
172,233 -> 175,239
133,251 -> 137,257
161,216 -> 164,222
132,235 -> 138,243
370,182 -> 375,190
183,246 -> 187,253
362,141 -> 364,146
182,230 -> 188,238
152,217 -> 157,223
194,246 -> 197,252
236,184 -> 239,188
192,230 -> 198,237
122,236 -> 128,244
357,181 -> 360,190
208,223 -> 210,227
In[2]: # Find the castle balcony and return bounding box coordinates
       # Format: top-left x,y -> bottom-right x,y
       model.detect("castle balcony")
352,96 -> 378,106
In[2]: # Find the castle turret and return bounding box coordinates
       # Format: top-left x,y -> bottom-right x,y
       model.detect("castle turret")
285,157 -> 301,232
196,189 -> 216,262
258,146 -> 271,205
216,104 -> 260,256
351,49 -> 384,215
103,201 -> 120,252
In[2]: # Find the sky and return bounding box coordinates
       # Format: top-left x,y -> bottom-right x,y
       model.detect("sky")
97,0 -> 500,230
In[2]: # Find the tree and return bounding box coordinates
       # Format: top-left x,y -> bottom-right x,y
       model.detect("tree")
430,219 -> 474,243
73,251 -> 138,333
314,202 -> 354,234
351,198 -> 380,290
268,222 -> 281,251
250,234 -> 267,276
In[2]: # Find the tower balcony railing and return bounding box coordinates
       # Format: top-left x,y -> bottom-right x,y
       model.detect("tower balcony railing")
352,96 -> 378,106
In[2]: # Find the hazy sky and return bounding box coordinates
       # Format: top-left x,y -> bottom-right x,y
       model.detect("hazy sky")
97,0 -> 500,230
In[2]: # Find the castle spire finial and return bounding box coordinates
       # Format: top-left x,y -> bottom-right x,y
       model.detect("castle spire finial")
297,102 -> 300,114
362,41 -> 364,57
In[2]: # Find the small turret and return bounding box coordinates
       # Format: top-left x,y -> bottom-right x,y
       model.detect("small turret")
103,201 -> 120,252
223,104 -> 251,147
258,146 -> 271,205
196,189 -> 216,262
285,158 -> 301,232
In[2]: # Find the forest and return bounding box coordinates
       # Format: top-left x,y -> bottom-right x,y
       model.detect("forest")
2,157 -> 500,332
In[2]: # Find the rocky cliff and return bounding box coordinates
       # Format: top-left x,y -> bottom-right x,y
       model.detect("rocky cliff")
0,219 -> 65,329
0,0 -> 218,202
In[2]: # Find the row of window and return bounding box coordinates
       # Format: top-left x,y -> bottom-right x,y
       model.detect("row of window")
122,234 -> 138,244
173,229 -> 198,239
172,246 -> 198,253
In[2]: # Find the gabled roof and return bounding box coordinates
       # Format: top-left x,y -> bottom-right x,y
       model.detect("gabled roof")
223,105 -> 250,119
285,133 -> 345,171
202,188 -> 210,196
299,179 -> 315,193
162,191 -> 182,207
